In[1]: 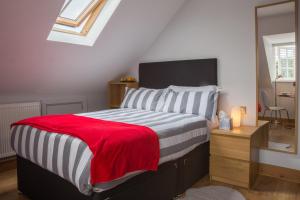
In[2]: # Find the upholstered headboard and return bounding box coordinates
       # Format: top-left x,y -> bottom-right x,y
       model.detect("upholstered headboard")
139,59 -> 217,89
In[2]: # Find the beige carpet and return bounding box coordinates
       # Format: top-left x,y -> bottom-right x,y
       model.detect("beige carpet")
180,186 -> 245,200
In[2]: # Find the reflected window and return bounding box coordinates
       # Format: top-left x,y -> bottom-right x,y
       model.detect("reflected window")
274,44 -> 296,81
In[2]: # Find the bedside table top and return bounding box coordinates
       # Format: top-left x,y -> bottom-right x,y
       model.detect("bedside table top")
211,120 -> 269,138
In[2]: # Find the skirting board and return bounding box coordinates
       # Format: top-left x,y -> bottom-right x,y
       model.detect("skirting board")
259,163 -> 300,184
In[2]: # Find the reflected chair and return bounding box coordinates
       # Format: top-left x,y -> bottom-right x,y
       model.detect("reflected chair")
261,90 -> 290,122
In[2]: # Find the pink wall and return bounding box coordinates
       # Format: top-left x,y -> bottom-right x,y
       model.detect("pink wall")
0,0 -> 185,111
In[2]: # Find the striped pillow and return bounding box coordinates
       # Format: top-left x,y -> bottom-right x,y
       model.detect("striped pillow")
161,90 -> 218,120
121,88 -> 167,111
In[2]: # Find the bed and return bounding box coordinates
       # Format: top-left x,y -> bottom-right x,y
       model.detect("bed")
14,58 -> 218,200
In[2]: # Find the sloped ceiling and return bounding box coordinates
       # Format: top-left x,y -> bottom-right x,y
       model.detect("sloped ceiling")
0,0 -> 186,95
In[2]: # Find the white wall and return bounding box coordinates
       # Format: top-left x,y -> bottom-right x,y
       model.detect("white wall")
0,0 -> 186,111
130,0 -> 257,126
128,0 -> 300,170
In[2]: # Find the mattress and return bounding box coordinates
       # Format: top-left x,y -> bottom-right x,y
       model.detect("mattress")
11,108 -> 209,195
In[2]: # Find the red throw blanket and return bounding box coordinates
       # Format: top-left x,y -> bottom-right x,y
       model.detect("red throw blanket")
12,114 -> 160,184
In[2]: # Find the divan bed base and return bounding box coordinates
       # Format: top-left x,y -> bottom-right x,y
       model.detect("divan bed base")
17,142 -> 209,200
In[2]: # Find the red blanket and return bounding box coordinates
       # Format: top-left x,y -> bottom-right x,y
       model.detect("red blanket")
12,114 -> 160,184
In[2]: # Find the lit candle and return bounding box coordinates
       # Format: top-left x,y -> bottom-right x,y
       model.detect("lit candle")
231,106 -> 241,128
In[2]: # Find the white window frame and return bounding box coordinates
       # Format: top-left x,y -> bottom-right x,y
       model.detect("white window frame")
273,43 -> 296,82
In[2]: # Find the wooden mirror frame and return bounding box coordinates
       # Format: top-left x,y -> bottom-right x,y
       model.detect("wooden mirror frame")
255,0 -> 298,154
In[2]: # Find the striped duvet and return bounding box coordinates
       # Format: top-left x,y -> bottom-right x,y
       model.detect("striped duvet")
11,108 -> 209,195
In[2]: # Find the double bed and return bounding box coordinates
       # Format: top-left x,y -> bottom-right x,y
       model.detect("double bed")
13,59 -> 218,200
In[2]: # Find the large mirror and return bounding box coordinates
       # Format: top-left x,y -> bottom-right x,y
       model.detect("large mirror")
256,1 -> 298,153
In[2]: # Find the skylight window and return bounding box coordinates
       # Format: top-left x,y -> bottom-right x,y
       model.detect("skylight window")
57,0 -> 100,27
47,0 -> 121,46
53,0 -> 106,36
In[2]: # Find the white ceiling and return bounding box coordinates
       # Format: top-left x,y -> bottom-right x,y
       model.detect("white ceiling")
257,1 -> 295,18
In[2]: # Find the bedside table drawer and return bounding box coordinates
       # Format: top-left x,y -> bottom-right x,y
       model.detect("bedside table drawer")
210,135 -> 250,161
210,156 -> 250,188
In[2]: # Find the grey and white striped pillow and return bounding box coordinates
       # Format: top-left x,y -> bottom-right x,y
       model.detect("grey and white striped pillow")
161,90 -> 218,120
121,88 -> 167,111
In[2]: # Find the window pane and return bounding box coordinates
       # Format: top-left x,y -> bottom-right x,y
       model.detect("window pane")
281,69 -> 287,78
280,59 -> 287,67
60,0 -> 97,21
288,59 -> 294,68
287,49 -> 294,58
274,44 -> 296,81
288,69 -> 294,78
279,48 -> 287,58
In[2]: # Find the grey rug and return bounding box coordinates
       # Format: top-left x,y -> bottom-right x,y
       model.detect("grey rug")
268,141 -> 291,151
180,186 -> 246,200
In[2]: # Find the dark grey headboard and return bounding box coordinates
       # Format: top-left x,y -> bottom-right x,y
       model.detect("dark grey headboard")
139,59 -> 217,89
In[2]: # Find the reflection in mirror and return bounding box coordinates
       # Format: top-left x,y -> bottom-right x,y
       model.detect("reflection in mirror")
256,1 -> 297,153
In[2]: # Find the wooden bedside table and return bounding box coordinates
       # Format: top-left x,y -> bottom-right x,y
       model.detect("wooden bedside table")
209,121 -> 269,189
108,81 -> 139,108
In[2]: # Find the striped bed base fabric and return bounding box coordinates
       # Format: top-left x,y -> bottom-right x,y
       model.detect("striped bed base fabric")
11,108 -> 209,195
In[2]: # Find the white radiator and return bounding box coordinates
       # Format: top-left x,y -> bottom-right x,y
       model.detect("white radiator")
0,102 -> 41,159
